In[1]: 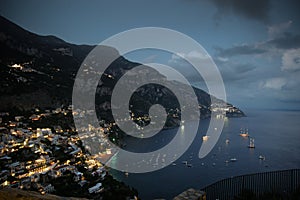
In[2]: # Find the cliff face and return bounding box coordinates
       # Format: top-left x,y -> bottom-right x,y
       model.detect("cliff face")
0,16 -> 244,121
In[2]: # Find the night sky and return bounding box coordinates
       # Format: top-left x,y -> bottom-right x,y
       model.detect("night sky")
1,0 -> 300,109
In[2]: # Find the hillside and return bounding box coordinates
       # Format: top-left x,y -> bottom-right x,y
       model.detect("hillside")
0,16 -> 244,125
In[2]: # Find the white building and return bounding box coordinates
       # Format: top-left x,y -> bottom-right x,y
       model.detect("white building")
88,182 -> 102,193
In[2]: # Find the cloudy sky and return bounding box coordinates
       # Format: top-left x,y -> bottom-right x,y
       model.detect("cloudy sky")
1,0 -> 300,110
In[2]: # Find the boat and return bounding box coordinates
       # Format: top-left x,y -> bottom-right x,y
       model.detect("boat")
248,137 -> 255,148
230,158 -> 237,162
239,128 -> 249,137
259,155 -> 265,160
182,161 -> 188,165
225,139 -> 230,144
187,164 -> 193,168
202,135 -> 209,141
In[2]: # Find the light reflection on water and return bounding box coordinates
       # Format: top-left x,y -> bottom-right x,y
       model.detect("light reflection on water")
109,110 -> 300,200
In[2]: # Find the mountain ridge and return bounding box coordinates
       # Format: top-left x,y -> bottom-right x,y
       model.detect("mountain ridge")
0,16 -> 244,124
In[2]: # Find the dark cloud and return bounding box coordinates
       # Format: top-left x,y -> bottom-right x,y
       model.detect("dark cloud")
215,45 -> 266,57
233,63 -> 256,74
217,61 -> 257,83
266,33 -> 300,49
211,0 -> 270,22
215,33 -> 300,58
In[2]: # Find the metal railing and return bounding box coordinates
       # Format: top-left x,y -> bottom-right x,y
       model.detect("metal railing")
202,169 -> 300,200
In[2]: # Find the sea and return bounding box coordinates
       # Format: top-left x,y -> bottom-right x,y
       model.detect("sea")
109,109 -> 300,200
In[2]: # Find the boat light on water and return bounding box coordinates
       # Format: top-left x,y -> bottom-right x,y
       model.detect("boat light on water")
239,128 -> 249,137
259,155 -> 265,160
248,138 -> 255,148
202,136 -> 209,141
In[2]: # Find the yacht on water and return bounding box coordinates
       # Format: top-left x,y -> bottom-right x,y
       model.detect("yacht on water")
187,164 -> 193,168
248,137 -> 255,148
239,128 -> 249,137
202,135 -> 209,141
259,155 -> 265,160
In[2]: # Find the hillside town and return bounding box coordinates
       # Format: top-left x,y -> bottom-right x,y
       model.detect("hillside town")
0,106 -> 138,199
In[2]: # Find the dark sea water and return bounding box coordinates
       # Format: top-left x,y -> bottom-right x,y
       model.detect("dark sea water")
109,109 -> 300,200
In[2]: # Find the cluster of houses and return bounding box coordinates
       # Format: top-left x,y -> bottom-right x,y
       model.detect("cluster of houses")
210,103 -> 243,115
0,107 -> 108,195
